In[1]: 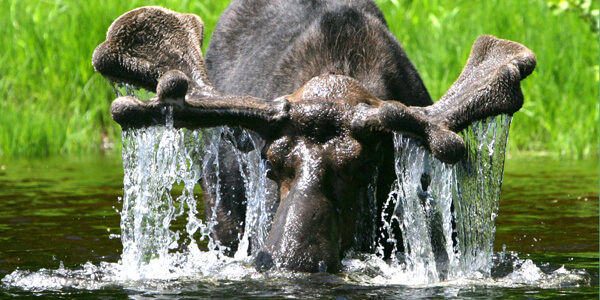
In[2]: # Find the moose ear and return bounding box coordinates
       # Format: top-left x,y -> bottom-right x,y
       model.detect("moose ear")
423,35 -> 536,132
92,6 -> 212,93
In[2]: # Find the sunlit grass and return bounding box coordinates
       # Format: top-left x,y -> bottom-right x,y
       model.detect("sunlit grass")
0,0 -> 597,158
376,0 -> 599,158
0,0 -> 229,158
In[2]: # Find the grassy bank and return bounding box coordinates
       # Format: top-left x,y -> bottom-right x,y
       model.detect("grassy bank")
0,0 -> 597,158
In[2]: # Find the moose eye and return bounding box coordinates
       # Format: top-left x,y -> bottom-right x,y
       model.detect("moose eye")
266,161 -> 277,180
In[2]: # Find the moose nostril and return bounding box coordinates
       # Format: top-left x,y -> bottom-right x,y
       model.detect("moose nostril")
266,163 -> 277,180
253,250 -> 274,270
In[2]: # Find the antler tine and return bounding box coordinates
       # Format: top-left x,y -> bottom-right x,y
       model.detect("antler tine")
110,70 -> 289,133
354,101 -> 466,164
421,35 -> 536,132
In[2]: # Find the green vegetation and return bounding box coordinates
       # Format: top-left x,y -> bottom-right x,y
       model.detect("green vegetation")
548,0 -> 599,33
375,0 -> 599,158
0,0 -> 597,158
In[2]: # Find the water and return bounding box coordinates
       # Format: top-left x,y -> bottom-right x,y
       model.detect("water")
107,100 -> 512,284
373,115 -> 511,284
118,121 -> 206,280
200,126 -> 275,259
114,119 -> 275,280
0,153 -> 597,297
106,84 -> 511,283
0,92 -> 597,297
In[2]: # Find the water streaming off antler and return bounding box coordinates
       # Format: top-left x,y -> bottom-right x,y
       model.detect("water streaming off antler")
119,112 -> 207,279
3,110 -> 592,291
117,81 -> 512,283
200,126 -> 276,259
376,115 -> 512,284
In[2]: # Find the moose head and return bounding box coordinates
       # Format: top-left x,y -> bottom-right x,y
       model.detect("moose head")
93,5 -> 535,272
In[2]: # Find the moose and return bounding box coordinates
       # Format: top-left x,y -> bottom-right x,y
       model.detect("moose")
93,0 -> 535,273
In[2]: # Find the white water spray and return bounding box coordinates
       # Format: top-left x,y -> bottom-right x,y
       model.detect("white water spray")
1,102 -> 591,290
200,126 -> 275,259
118,108 -> 208,279
108,82 -> 516,283
2,81 -> 592,292
373,115 -> 512,284
116,111 -> 513,285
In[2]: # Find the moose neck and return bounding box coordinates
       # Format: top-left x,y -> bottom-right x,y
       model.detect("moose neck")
205,1 -> 432,106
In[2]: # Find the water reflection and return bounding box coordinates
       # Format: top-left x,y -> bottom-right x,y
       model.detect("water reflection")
496,157 -> 599,273
0,156 -> 124,273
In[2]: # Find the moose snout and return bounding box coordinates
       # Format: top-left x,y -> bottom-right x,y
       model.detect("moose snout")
256,166 -> 343,273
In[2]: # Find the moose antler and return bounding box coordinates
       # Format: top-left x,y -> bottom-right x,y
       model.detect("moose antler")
94,7 -> 535,164
355,35 -> 536,163
416,35 -> 536,132
93,7 -> 288,134
93,6 -> 210,92
109,69 -> 289,132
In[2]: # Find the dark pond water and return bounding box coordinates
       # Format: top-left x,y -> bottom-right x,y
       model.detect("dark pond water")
0,154 -> 597,298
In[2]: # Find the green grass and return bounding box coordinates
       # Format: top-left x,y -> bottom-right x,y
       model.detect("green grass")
0,0 -> 597,158
375,0 -> 599,158
0,0 -> 229,157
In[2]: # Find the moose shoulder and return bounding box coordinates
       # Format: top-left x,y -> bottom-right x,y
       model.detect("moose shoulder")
205,0 -> 432,106
93,0 -> 536,273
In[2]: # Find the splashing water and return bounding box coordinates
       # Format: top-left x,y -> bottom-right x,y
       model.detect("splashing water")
116,114 -> 275,279
365,115 -> 512,285
101,82 -> 273,277
118,113 -> 207,279
1,85 -> 592,292
114,108 -> 512,284
199,126 -> 276,259
101,83 -> 514,283
111,93 -> 513,284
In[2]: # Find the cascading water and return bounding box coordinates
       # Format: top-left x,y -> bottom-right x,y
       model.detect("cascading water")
371,115 -> 512,284
94,83 -> 509,283
1,84 -> 591,291
116,102 -> 512,285
200,126 -> 276,259
119,116 -> 206,279
113,83 -> 274,279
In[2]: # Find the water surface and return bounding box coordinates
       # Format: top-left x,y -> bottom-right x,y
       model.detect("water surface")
0,155 -> 597,298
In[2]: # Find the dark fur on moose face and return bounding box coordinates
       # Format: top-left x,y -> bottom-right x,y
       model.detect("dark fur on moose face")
253,75 -> 388,273
261,137 -> 377,272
